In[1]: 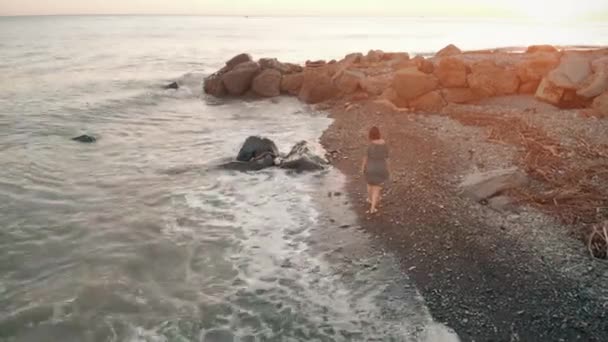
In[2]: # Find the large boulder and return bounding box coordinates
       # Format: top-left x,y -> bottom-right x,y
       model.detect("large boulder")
360,74 -> 393,96
526,45 -> 558,53
519,80 -> 541,94
413,56 -> 435,74
221,61 -> 261,95
467,60 -> 519,97
409,91 -> 447,112
280,72 -> 305,95
258,58 -> 302,74
225,53 -> 253,70
298,69 -> 339,104
203,73 -> 227,97
333,69 -> 365,94
592,56 -> 608,73
547,54 -> 592,90
364,49 -> 385,64
252,69 -> 282,97
392,67 -> 440,102
278,141 -> 329,171
236,136 -> 279,162
535,77 -> 565,105
441,88 -> 482,104
591,92 -> 608,117
436,44 -> 462,57
460,167 -> 528,202
516,53 -> 560,83
577,71 -> 608,98
435,57 -> 468,88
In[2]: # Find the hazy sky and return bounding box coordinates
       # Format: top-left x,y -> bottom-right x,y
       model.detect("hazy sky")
1,0 -> 607,20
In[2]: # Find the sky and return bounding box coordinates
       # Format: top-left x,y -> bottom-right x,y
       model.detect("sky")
0,0 -> 607,21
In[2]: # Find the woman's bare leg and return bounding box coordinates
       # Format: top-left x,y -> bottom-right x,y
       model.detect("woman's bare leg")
366,184 -> 372,203
370,186 -> 381,213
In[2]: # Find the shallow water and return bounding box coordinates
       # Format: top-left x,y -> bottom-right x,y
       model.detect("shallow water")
1,15 -> 607,341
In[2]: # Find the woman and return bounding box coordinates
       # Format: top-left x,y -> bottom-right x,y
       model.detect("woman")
361,126 -> 390,214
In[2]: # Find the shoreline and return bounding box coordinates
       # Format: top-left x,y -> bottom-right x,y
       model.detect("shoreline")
319,100 -> 607,341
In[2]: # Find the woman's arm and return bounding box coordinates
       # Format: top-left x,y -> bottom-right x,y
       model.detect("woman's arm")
361,155 -> 367,174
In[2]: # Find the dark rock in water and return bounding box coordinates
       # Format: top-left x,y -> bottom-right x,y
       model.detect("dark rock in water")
279,141 -> 328,171
236,136 -> 279,162
221,153 -> 275,172
163,81 -> 179,90
72,135 -> 96,143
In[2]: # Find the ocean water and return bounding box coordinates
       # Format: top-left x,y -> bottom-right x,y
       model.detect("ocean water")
0,16 -> 607,342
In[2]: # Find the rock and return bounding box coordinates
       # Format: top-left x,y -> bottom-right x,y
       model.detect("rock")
258,58 -> 289,74
526,45 -> 558,53
382,52 -> 410,61
305,60 -> 326,68
333,69 -> 365,94
535,77 -> 565,105
409,91 -> 447,112
441,88 -> 482,104
220,154 -> 275,172
252,69 -> 282,97
203,73 -> 227,97
236,136 -> 279,162
436,44 -> 462,57
488,195 -> 516,212
519,80 -> 541,94
279,141 -> 329,171
344,52 -> 364,64
591,56 -> 608,73
415,57 -> 435,74
72,135 -> 96,143
577,71 -> 608,98
221,61 -> 261,95
547,54 -> 592,89
359,74 -> 393,95
284,63 -> 304,74
467,60 -> 519,97
163,81 -> 179,90
392,67 -> 440,102
258,58 -> 302,75
280,72 -> 305,95
591,92 -> 608,117
516,53 -> 560,83
435,57 -> 468,88
365,49 -> 384,63
298,69 -> 339,104
460,167 -> 529,202
225,53 -> 253,70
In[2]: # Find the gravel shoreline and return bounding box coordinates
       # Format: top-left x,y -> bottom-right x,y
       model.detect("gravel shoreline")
319,99 -> 608,341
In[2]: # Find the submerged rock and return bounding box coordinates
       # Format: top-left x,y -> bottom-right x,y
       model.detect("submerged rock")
72,135 -> 96,143
163,81 -> 179,90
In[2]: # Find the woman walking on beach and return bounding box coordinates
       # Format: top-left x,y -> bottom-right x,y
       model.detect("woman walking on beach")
361,126 -> 390,214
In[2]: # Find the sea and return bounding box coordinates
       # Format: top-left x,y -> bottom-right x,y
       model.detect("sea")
0,16 -> 606,342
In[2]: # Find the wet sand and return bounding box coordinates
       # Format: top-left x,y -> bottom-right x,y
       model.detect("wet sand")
320,100 -> 608,341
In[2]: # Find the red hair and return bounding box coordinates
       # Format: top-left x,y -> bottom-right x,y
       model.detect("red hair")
368,126 -> 381,140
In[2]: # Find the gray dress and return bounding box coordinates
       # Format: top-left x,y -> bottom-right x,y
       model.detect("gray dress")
365,143 -> 389,186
